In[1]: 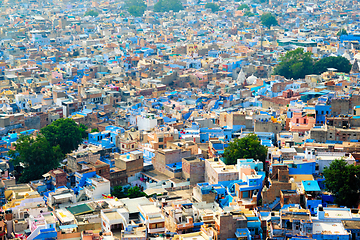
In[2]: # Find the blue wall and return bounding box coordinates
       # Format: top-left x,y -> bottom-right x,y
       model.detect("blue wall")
315,105 -> 331,125
288,162 -> 316,175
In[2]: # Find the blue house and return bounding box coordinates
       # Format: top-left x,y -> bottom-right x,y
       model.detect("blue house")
34,228 -> 57,240
200,127 -> 232,143
315,105 -> 331,125
288,161 -> 316,175
208,50 -> 220,58
88,125 -> 124,148
234,228 -> 251,240
302,180 -> 321,215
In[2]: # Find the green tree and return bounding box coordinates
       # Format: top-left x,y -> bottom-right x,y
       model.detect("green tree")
84,10 -> 99,17
313,56 -> 351,74
111,186 -> 146,199
337,29 -> 348,37
125,0 -> 147,17
80,124 -> 88,139
111,186 -> 127,199
323,159 -> 360,207
243,11 -> 254,17
41,118 -> 85,156
205,3 -> 220,13
224,133 -> 268,165
154,0 -> 184,12
274,49 -> 352,79
273,48 -> 314,79
9,135 -> 62,183
260,12 -> 278,29
91,128 -> 99,133
127,186 -> 147,198
238,4 -> 249,10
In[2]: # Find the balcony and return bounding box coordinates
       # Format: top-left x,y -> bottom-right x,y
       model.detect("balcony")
148,227 -> 165,233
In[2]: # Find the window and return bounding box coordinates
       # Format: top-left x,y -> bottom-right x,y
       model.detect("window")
242,191 -> 249,198
156,223 -> 164,228
158,137 -> 164,142
296,119 -> 299,123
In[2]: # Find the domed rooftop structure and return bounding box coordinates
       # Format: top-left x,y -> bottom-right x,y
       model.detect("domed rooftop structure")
236,69 -> 246,85
246,75 -> 257,85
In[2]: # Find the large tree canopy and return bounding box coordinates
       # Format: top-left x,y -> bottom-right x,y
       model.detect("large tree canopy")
224,133 -> 268,165
337,29 -> 348,37
9,135 -> 62,183
273,48 -> 313,79
84,10 -> 99,17
323,159 -> 360,208
41,118 -> 86,156
125,0 -> 147,17
313,56 -> 352,74
111,186 -> 146,199
273,48 -> 351,79
238,4 -> 250,10
205,3 -> 220,13
261,13 -> 278,29
154,0 -> 184,12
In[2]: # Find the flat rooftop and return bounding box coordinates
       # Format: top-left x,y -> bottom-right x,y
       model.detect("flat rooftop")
140,204 -> 160,214
142,170 -> 170,181
313,222 -> 348,235
342,220 -> 360,230
104,211 -> 122,221
120,197 -> 151,214
323,208 -> 352,219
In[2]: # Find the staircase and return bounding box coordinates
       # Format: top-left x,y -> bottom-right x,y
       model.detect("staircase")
76,189 -> 86,202
27,225 -> 46,240
219,195 -> 231,208
269,197 -> 280,210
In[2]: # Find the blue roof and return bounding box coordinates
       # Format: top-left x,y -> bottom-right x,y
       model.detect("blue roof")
59,224 -> 78,230
166,162 -> 182,170
300,91 -> 322,95
302,180 -> 321,192
235,228 -> 250,238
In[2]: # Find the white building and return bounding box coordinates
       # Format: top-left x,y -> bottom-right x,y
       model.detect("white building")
10,197 -> 47,219
137,113 -> 158,131
101,208 -> 129,234
47,188 -> 76,207
84,176 -> 111,200
138,204 -> 165,234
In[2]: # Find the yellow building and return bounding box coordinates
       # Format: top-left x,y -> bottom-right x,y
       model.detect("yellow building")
187,44 -> 198,56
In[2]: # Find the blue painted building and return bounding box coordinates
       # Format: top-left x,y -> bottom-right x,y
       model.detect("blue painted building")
315,105 -> 331,125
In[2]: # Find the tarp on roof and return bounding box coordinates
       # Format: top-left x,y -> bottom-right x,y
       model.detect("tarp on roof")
66,203 -> 94,216
302,180 -> 321,192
